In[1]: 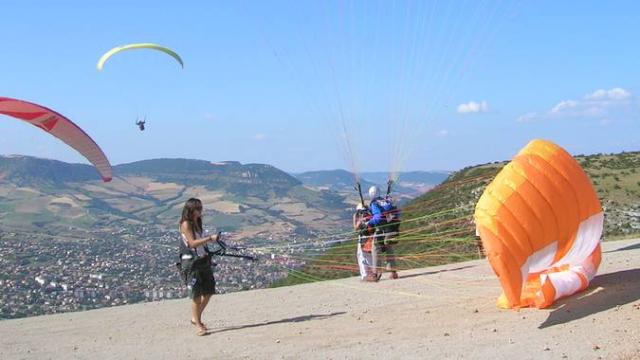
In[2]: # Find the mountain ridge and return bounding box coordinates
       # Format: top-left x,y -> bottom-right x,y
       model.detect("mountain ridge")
0,155 -> 350,237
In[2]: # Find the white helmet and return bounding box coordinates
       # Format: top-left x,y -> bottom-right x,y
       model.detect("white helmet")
368,186 -> 379,199
356,203 -> 365,211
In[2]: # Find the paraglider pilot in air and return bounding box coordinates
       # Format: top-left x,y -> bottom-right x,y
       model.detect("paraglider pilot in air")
136,117 -> 146,131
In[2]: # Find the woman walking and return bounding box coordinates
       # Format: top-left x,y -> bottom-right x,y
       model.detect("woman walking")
178,198 -> 218,336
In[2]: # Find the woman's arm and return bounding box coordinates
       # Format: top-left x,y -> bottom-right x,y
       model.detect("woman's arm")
180,222 -> 216,248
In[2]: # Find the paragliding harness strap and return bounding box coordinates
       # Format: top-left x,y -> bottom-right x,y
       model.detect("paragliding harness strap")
206,239 -> 257,261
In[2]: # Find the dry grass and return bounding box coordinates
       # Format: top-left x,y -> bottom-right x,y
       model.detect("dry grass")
208,200 -> 241,214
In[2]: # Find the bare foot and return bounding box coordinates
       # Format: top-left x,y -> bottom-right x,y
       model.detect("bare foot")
196,325 -> 207,336
191,320 -> 208,330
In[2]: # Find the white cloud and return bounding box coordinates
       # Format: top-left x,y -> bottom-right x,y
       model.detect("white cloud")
457,101 -> 489,114
516,112 -> 538,123
551,88 -> 632,118
519,87 -> 634,123
550,100 -> 578,114
584,87 -> 631,101
436,129 -> 449,137
253,133 -> 266,141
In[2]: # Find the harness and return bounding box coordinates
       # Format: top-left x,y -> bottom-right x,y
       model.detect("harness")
176,233 -> 206,285
176,234 -> 256,286
371,197 -> 401,247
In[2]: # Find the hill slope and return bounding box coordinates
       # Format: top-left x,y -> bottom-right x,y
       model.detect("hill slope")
403,150 -> 640,240
0,156 -> 352,239
1,238 -> 638,359
278,150 -> 640,286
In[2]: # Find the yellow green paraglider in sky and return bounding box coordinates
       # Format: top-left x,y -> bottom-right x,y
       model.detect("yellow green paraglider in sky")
97,43 -> 184,70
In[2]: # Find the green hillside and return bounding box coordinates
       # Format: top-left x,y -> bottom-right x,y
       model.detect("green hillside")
274,151 -> 640,287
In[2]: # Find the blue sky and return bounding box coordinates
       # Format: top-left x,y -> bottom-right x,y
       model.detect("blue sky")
1,1 -> 639,173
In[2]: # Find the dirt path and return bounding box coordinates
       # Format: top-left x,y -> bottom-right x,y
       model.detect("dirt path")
2,239 -> 639,359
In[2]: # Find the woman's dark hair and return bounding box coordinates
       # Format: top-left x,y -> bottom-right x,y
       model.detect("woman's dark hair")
180,198 -> 203,237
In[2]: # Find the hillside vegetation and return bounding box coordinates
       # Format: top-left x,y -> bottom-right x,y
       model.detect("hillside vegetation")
275,151 -> 640,286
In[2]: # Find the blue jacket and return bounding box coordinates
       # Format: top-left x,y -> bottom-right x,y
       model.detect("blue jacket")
367,197 -> 392,226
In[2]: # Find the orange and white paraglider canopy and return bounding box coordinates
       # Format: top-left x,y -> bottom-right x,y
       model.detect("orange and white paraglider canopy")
474,139 -> 602,309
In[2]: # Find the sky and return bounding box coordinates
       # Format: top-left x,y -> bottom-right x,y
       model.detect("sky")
1,1 -> 639,174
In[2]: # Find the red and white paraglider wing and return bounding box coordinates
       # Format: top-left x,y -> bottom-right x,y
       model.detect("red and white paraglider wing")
0,97 -> 112,182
